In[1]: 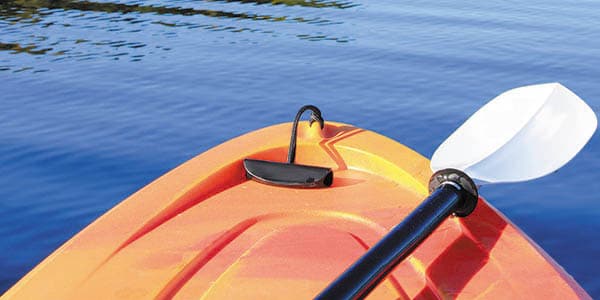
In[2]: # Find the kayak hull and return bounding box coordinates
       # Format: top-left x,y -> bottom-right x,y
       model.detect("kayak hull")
2,122 -> 589,299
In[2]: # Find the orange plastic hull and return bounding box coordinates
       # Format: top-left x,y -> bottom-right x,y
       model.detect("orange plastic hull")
2,122 -> 589,299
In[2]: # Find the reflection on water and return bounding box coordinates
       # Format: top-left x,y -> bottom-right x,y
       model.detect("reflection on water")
204,0 -> 357,9
1,0 -> 343,21
0,0 -> 356,71
0,42 -> 53,55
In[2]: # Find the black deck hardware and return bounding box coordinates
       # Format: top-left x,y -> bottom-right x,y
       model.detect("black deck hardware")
243,105 -> 333,188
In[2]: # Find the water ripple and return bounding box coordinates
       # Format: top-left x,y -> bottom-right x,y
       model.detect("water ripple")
0,0 -> 353,71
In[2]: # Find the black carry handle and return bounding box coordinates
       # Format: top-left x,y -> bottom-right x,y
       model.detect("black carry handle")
244,105 -> 333,188
244,159 -> 333,188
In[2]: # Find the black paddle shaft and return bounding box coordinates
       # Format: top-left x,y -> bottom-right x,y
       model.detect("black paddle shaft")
316,169 -> 478,300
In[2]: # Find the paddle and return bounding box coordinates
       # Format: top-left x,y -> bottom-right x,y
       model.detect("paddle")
316,83 -> 597,300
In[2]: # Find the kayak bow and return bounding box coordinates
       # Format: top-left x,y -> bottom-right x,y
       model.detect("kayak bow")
2,123 -> 588,299
2,85 -> 593,299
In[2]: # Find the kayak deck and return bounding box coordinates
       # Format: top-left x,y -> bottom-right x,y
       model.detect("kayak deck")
2,122 -> 589,299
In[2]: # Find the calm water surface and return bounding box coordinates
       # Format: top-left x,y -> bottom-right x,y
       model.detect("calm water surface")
1,0 -> 600,296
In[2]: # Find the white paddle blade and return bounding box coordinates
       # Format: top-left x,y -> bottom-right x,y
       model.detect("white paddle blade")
431,83 -> 597,184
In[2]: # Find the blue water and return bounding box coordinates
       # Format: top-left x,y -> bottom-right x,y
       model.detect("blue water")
1,0 -> 599,296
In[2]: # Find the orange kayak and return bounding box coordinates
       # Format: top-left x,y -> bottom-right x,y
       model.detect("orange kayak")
2,121 -> 589,299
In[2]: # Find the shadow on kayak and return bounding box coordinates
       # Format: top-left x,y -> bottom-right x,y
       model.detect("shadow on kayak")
415,202 -> 507,297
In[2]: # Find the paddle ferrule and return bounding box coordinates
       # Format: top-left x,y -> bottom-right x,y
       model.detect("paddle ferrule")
429,168 -> 478,217
316,169 -> 478,300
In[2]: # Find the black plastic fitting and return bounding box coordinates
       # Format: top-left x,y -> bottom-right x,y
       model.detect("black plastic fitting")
428,168 -> 478,217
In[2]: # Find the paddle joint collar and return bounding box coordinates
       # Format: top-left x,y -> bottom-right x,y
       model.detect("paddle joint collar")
428,168 -> 478,217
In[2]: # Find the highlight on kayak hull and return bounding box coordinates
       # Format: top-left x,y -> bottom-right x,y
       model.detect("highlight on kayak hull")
2,122 -> 590,299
